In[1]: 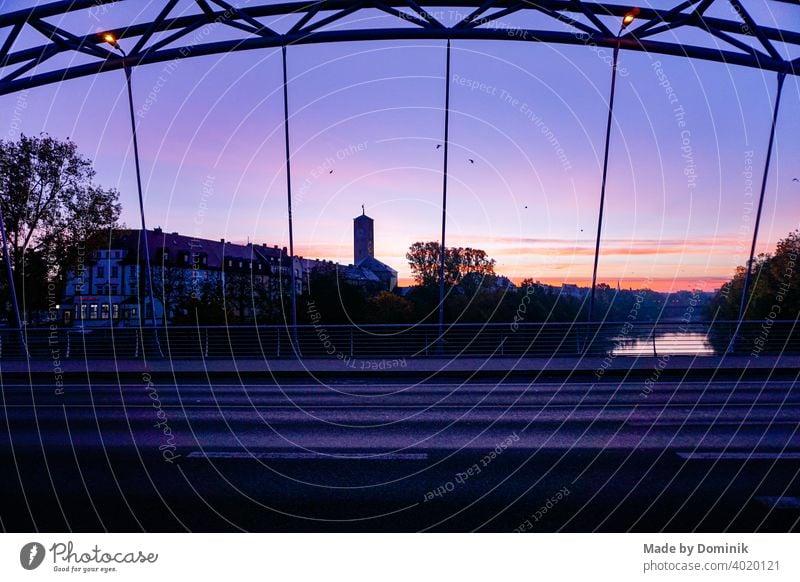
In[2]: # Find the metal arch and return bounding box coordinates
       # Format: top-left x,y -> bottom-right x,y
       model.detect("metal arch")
1,0 -> 798,96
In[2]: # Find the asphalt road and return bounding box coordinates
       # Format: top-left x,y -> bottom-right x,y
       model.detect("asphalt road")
1,371 -> 799,532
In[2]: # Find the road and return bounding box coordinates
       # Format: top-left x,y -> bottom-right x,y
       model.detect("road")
1,370 -> 799,532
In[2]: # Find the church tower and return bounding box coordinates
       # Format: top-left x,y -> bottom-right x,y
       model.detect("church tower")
353,205 -> 374,265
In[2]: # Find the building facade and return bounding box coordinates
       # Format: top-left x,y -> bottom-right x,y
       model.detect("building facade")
59,228 -> 300,326
59,212 -> 397,326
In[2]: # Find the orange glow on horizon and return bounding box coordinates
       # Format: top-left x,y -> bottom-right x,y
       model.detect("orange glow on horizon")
396,276 -> 726,292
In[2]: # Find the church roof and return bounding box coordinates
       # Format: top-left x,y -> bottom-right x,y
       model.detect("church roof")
356,255 -> 397,276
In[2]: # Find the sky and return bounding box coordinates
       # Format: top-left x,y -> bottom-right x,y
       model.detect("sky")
1,0 -> 799,291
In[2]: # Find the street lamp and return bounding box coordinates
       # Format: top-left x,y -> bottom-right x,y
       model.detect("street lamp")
103,33 -> 162,338
588,8 -> 638,324
622,10 -> 638,27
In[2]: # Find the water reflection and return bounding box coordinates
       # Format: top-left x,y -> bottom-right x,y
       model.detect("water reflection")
611,332 -> 715,356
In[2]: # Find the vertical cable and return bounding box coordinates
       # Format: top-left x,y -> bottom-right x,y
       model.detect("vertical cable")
438,39 -> 452,338
125,64 -> 162,354
588,40 -> 622,323
738,71 -> 787,322
282,46 -> 299,343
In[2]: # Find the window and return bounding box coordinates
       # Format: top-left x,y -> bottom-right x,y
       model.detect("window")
227,260 -> 233,267
111,285 -> 119,295
130,307 -> 138,318
97,266 -> 105,278
78,305 -> 87,320
111,266 -> 119,278
89,304 -> 98,320
112,304 -> 120,319
101,304 -> 110,319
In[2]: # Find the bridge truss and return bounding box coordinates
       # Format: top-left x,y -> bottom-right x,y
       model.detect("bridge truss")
0,0 -> 798,94
0,0 -> 798,342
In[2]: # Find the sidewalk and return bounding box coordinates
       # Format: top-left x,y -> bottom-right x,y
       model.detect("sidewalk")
1,354 -> 797,376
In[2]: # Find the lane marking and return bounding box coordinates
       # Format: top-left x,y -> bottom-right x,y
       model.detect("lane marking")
187,451 -> 428,461
755,496 -> 800,509
676,452 -> 800,460
3,381 -> 796,389
629,421 -> 800,428
6,403 -> 800,409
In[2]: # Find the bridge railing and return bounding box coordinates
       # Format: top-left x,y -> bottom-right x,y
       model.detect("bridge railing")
1,320 -> 798,360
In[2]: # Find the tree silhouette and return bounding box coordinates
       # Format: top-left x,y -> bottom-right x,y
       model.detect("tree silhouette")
406,241 -> 495,286
0,134 -> 121,324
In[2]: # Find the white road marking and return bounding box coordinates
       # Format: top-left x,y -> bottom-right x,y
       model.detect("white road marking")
676,452 -> 800,460
755,496 -> 800,509
187,451 -> 428,461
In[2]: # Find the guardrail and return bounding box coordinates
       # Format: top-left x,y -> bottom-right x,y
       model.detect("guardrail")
0,321 -> 797,360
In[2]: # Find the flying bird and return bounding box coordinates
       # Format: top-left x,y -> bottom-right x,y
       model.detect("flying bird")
329,170 -> 334,174
468,159 -> 475,164
793,177 -> 799,182
436,144 -> 442,149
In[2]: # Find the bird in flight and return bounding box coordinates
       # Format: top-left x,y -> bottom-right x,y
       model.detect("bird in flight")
436,144 -> 442,149
329,170 -> 334,174
468,159 -> 475,164
793,177 -> 799,182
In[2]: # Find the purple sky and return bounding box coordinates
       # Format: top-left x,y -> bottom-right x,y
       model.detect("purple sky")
2,1 -> 799,290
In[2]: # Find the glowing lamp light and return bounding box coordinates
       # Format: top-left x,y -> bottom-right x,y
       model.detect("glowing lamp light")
622,8 -> 640,27
102,33 -> 119,48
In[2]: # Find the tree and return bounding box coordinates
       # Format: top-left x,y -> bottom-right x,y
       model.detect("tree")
709,229 -> 800,320
406,241 -> 495,286
224,270 -> 255,324
300,269 -> 368,324
0,134 -> 121,324
172,279 -> 226,325
152,263 -> 189,323
366,291 -> 414,323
